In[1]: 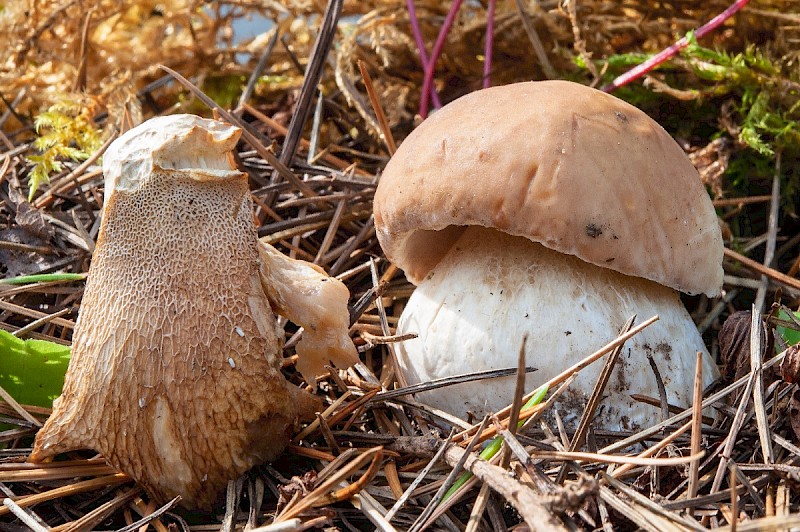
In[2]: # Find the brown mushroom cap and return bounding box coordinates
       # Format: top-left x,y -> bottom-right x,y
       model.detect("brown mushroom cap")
374,81 -> 723,296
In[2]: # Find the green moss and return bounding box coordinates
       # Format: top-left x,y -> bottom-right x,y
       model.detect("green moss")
592,33 -> 800,215
26,96 -> 102,201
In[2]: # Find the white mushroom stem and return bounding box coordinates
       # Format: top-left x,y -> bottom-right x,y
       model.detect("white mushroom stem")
395,226 -> 719,431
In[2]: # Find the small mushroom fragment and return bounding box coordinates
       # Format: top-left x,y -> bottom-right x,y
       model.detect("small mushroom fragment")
30,115 -> 358,508
257,241 -> 358,386
374,81 -> 723,431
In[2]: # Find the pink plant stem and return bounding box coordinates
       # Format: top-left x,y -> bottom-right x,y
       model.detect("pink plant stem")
406,0 -> 442,109
483,0 -> 496,89
601,0 -> 752,93
419,0 -> 465,118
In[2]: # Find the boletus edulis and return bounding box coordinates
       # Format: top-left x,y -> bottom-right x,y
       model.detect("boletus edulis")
30,115 -> 358,508
374,81 -> 723,431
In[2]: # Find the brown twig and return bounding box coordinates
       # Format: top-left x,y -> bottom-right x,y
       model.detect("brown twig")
357,60 -> 396,155
444,443 -> 567,531
724,247 -> 800,292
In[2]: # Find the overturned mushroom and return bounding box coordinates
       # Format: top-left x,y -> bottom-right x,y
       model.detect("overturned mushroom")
30,115 -> 358,508
374,81 -> 723,431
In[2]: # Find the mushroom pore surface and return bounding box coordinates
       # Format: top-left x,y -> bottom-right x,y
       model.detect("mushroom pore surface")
395,226 -> 719,431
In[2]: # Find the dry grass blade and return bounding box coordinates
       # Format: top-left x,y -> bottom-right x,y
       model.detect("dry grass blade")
0,473 -> 130,517
465,483 -> 492,532
598,486 -> 665,532
11,307 -> 71,339
241,103 -> 361,174
275,0 -> 343,174
629,394 -> 716,425
409,416 -> 489,532
238,29 -> 280,110
277,446 -> 383,521
313,197 -> 346,263
711,363 -> 758,494
715,514 -> 800,531
507,336 -> 528,442
513,0 -> 556,78
50,487 -> 142,532
754,151 -> 781,311
535,449 -> 704,466
750,306 -> 774,463
0,464 -> 118,482
357,60 -> 396,155
375,365 -> 536,401
316,447 -> 383,505
383,460 -> 403,499
248,519 -> 302,532
326,388 -> 381,428
2,498 -> 50,532
601,473 -> 705,531
730,465 -> 739,531
384,430 -> 454,522
712,195 -> 773,207
725,247 -> 800,292
350,491 -> 397,532
293,390 -> 351,442
0,383 -> 42,427
114,496 -> 180,532
221,477 -> 244,532
0,300 -> 75,329
688,351 -> 704,513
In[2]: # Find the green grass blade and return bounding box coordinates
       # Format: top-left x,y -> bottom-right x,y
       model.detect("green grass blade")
441,384 -> 549,502
0,273 -> 87,285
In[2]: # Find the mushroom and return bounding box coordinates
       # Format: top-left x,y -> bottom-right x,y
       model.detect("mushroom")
374,81 -> 723,431
29,115 -> 358,508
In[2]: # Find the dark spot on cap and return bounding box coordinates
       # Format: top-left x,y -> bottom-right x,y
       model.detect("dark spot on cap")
565,331 -> 572,336
615,111 -> 628,123
586,223 -> 603,238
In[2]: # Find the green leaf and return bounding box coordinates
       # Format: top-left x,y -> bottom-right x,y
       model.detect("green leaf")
777,310 -> 800,347
0,329 -> 71,408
